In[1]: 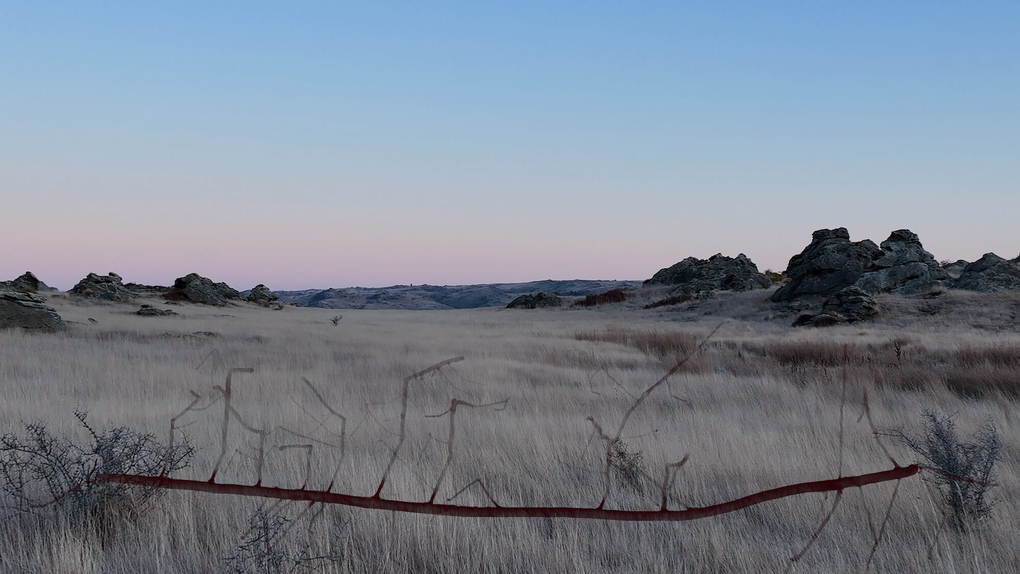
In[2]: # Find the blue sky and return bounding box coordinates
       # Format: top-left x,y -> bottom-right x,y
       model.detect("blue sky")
2,2 -> 1018,290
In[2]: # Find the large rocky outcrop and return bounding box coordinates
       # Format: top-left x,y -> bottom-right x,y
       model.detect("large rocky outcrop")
645,253 -> 772,293
774,228 -> 949,302
1,272 -> 50,293
69,272 -> 137,302
0,289 -> 64,330
246,284 -> 279,307
851,230 -> 949,295
167,273 -> 242,306
772,228 -> 881,302
951,253 -> 1020,292
506,293 -> 564,309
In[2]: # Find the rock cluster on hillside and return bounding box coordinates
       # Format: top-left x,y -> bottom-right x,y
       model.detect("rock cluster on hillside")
851,229 -> 949,295
246,284 -> 280,307
793,286 -> 879,327
0,289 -> 64,330
951,253 -> 1020,292
69,272 -> 138,302
645,253 -> 772,293
1,272 -> 51,293
506,293 -> 564,309
167,273 -> 242,306
136,304 -> 177,317
774,228 -> 948,303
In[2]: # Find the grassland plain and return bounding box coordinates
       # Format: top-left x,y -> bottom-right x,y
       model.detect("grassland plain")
1,291 -> 1018,573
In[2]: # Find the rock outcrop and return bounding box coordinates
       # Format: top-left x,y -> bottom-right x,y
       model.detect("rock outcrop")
951,253 -> 1020,292
2,272 -> 50,293
941,259 -> 969,279
774,228 -> 948,302
850,230 -> 949,295
792,287 -> 878,327
0,289 -> 64,330
136,304 -> 177,317
645,254 -> 772,293
772,228 -> 881,302
246,284 -> 279,307
167,273 -> 242,306
506,293 -> 564,309
69,272 -> 137,302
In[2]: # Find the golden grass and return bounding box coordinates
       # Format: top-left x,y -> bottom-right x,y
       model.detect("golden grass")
0,294 -> 1017,572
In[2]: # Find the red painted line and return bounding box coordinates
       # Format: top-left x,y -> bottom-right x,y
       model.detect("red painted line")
99,464 -> 918,522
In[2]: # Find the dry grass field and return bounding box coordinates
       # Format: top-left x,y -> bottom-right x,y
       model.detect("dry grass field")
1,290 -> 1018,573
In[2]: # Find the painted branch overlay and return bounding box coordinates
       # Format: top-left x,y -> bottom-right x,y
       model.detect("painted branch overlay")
98,464 -> 918,522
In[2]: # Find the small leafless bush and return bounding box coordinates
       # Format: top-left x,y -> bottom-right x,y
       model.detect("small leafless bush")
226,508 -> 342,574
607,439 -> 645,494
575,328 -> 701,360
574,289 -> 629,307
330,315 -> 342,326
643,293 -> 693,309
0,411 -> 193,533
889,411 -> 1002,533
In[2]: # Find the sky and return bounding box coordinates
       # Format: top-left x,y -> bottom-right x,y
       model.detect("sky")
2,2 -> 1018,290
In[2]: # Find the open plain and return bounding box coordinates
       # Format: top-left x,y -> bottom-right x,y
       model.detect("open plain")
1,288 -> 1017,573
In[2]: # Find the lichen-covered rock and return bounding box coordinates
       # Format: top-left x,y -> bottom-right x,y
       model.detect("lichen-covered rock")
69,272 -> 137,302
851,230 -> 948,295
822,286 -> 879,323
951,253 -> 1020,292
645,253 -> 772,293
167,273 -> 242,306
247,284 -> 279,307
772,228 -> 881,302
136,304 -> 177,317
506,293 -> 564,309
3,271 -> 51,293
0,289 -> 64,330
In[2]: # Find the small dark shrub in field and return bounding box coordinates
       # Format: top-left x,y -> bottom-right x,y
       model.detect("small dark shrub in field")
575,328 -> 700,359
574,289 -> 628,307
889,411 -> 1002,533
643,293 -> 693,309
0,411 -> 192,532
608,439 -> 645,494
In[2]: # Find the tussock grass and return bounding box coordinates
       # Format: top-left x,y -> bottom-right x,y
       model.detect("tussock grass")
0,295 -> 1017,572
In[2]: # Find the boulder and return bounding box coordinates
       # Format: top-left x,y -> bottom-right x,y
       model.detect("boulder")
167,273 -> 242,306
3,272 -> 50,293
69,272 -> 137,302
951,253 -> 1020,292
791,286 -> 878,327
246,284 -> 280,307
851,230 -> 948,295
136,304 -> 177,317
645,253 -> 772,293
772,228 -> 881,302
506,293 -> 564,309
941,259 -> 969,279
0,289 -> 64,330
822,286 -> 879,322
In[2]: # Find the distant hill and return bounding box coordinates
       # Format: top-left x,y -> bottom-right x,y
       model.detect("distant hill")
276,280 -> 641,310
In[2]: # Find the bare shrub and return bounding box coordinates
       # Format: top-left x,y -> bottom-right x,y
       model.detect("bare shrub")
575,328 -> 700,360
889,411 -> 1002,533
607,439 -> 645,494
226,508 -> 343,574
574,289 -> 629,307
643,293 -> 693,309
330,315 -> 342,326
0,410 -> 192,533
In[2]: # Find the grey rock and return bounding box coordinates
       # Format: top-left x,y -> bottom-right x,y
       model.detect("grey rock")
822,286 -> 879,323
0,289 -> 64,330
3,272 -> 50,293
168,273 -> 242,306
772,228 -> 881,302
951,253 -> 1020,292
136,304 -> 177,317
941,259 -> 969,279
246,284 -> 280,307
645,253 -> 772,293
69,272 -> 137,302
506,293 -> 564,309
851,230 -> 948,295
793,313 -> 845,328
